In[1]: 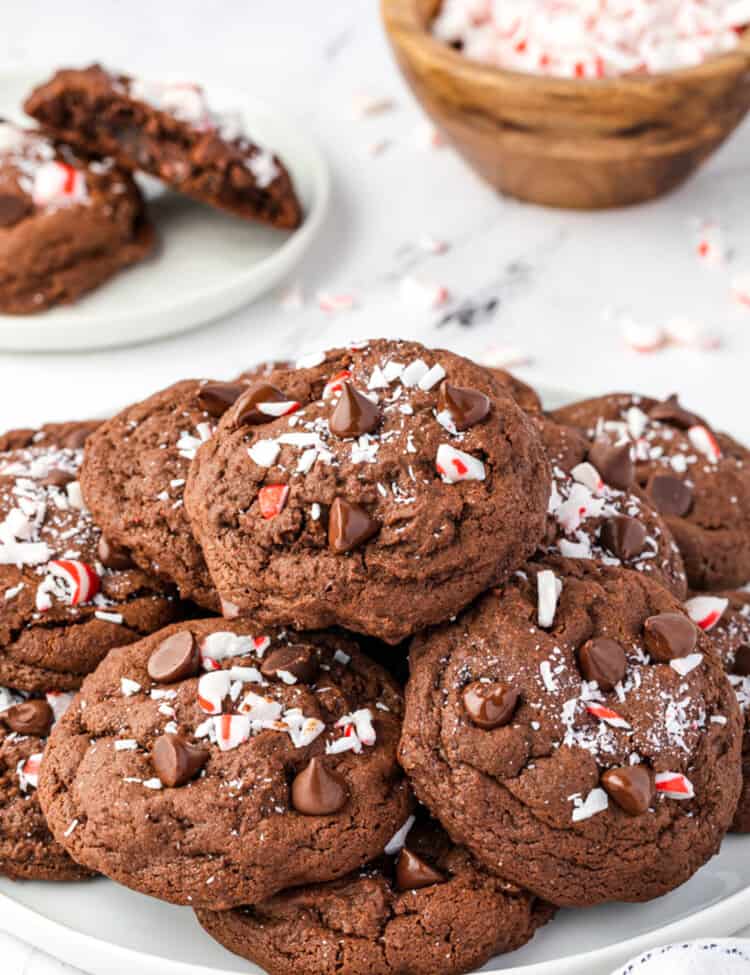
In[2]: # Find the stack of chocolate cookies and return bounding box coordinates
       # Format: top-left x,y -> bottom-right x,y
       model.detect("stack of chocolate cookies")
2,339 -> 749,975
0,65 -> 302,313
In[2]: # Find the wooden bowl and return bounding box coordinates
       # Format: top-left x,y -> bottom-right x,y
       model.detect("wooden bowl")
381,0 -> 750,209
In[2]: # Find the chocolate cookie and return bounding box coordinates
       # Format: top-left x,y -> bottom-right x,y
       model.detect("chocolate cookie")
0,422 -> 180,692
690,589 -> 750,832
0,120 -> 152,314
551,393 -> 750,590
400,559 -> 742,907
25,65 -> 302,230
80,378 -> 252,610
489,368 -> 542,413
39,619 -> 411,909
195,816 -> 554,975
0,686 -> 91,880
538,416 -> 687,598
185,340 -> 551,644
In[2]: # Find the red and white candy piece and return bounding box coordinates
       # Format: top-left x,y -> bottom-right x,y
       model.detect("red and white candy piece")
655,771 -> 695,800
213,713 -> 251,751
684,595 -> 728,631
399,275 -> 450,310
199,631 -> 261,670
586,703 -> 631,730
322,370 -> 352,400
32,161 -> 87,207
238,691 -> 282,722
732,272 -> 750,309
258,484 -> 289,519
687,425 -> 722,463
695,221 -> 728,265
197,671 -> 232,715
45,691 -> 74,724
571,787 -> 608,823
621,319 -> 666,355
47,560 -> 100,606
537,569 -> 562,628
256,401 -> 300,419
571,462 -> 604,495
436,444 -> 486,484
318,293 -> 356,314
17,753 -> 43,792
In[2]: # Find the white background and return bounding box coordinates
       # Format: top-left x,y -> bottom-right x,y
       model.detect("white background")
1,1 -> 750,971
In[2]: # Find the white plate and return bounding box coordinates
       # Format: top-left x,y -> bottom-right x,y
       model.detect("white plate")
0,384 -> 748,975
0,69 -> 329,351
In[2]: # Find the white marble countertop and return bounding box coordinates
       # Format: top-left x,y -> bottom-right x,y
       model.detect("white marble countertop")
1,0 -> 750,971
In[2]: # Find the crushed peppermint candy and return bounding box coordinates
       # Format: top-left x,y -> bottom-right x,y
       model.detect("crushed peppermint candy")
684,595 -> 728,631
655,771 -> 695,799
571,787 -> 609,822
384,814 -> 416,855
537,570 -> 562,628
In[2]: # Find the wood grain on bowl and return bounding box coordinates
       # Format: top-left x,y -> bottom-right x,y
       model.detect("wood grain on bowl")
381,0 -> 750,209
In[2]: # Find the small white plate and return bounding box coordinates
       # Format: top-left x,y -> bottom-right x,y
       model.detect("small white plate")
0,384 -> 748,975
0,69 -> 329,352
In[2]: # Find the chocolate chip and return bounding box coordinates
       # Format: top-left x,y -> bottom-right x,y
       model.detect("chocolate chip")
643,612 -> 698,662
291,757 -> 348,815
261,645 -> 318,684
733,645 -> 750,677
600,516 -> 647,561
43,469 -> 76,488
0,193 -> 30,228
578,638 -> 627,691
328,383 -> 380,438
2,700 -> 54,737
395,849 -> 446,891
647,474 -> 693,517
462,681 -> 518,729
234,382 -> 288,426
151,733 -> 209,788
147,631 -> 200,683
601,765 -> 654,816
63,427 -> 92,449
588,439 -> 634,491
97,536 -> 134,571
197,382 -> 247,418
221,598 -> 240,619
648,394 -> 701,430
328,498 -> 380,553
437,382 -> 491,431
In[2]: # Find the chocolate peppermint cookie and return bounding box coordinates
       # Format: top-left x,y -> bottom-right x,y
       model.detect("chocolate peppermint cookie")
25,65 -> 302,230
185,340 -> 551,644
39,619 -> 410,909
688,589 -> 750,832
400,559 -> 742,907
538,416 -> 687,598
0,120 -> 152,314
0,422 -> 180,693
0,686 -> 91,880
80,378 -> 252,610
195,816 -> 553,975
551,393 -> 750,590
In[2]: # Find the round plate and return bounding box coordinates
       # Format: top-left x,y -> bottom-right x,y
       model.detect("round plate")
0,68 -> 329,351
1,836 -> 749,975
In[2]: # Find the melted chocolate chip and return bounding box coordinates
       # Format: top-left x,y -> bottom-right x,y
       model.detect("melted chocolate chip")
43,468 -> 76,488
261,644 -> 318,684
97,536 -> 134,571
234,382 -> 288,426
147,631 -> 200,683
647,474 -> 693,517
578,638 -> 627,691
462,681 -> 518,729
601,765 -> 654,816
2,700 -> 54,737
329,383 -> 380,438
0,193 -> 30,228
733,645 -> 750,677
643,612 -> 698,662
63,427 -> 92,449
152,733 -> 209,788
600,516 -> 647,561
437,382 -> 491,431
648,394 -> 701,430
328,498 -> 380,553
588,439 -> 634,491
198,382 -> 247,418
395,849 -> 446,891
291,757 -> 348,815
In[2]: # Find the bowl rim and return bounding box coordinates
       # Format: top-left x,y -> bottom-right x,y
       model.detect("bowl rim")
382,0 -> 750,93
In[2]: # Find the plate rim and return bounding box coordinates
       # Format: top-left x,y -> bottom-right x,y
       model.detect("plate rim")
0,66 -> 330,350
